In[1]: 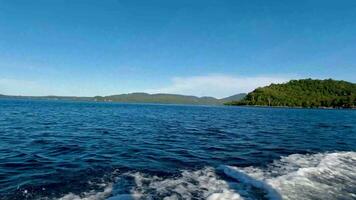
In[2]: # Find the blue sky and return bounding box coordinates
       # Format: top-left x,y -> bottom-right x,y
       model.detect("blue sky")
1,0 -> 355,98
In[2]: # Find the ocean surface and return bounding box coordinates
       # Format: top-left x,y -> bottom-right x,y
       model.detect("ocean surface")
0,99 -> 355,200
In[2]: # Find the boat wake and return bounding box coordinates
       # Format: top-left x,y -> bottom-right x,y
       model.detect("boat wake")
54,152 -> 356,200
57,183 -> 114,200
221,151 -> 356,200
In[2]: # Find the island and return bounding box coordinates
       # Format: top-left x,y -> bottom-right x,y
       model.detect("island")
226,79 -> 356,108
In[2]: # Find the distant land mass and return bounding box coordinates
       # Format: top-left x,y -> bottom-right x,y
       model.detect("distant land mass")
226,79 -> 356,108
2,79 -> 356,108
0,92 -> 246,105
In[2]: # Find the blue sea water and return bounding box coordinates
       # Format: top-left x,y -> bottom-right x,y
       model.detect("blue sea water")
0,99 -> 355,200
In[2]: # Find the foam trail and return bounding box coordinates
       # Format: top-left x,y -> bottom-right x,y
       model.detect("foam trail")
110,167 -> 244,200
220,166 -> 282,200
54,168 -> 244,200
56,183 -> 113,200
221,152 -> 356,200
54,152 -> 356,200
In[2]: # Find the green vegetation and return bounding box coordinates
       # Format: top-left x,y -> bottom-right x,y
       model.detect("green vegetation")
219,93 -> 247,103
94,93 -> 218,104
227,79 -> 356,108
94,93 -> 246,105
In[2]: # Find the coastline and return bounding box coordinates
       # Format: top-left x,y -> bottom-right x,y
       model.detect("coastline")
1,96 -> 355,109
225,104 -> 356,110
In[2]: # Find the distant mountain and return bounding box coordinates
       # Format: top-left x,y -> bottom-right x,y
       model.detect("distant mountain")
0,94 -> 92,101
219,93 -> 247,103
0,92 -> 246,105
94,93 -> 245,105
226,79 -> 356,108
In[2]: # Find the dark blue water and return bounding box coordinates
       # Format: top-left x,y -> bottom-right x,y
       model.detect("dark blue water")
0,99 -> 355,200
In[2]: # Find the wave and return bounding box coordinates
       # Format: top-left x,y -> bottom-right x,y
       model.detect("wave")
111,167 -> 243,200
221,151 -> 356,200
56,183 -> 113,200
53,151 -> 356,200
54,167 -> 243,200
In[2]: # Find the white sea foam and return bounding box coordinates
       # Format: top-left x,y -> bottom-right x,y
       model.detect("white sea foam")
112,167 -> 243,200
54,152 -> 356,200
56,183 -> 113,200
221,151 -> 356,200
54,168 -> 242,200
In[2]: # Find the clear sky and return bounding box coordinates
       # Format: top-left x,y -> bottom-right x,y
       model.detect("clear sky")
1,0 -> 355,98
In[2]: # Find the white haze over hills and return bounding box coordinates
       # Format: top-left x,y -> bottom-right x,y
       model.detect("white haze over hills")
145,74 -> 293,98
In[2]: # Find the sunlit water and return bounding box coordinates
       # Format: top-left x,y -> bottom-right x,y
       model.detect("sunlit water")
0,99 -> 355,200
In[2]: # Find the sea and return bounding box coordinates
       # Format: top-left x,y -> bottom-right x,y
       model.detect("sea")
0,99 -> 355,200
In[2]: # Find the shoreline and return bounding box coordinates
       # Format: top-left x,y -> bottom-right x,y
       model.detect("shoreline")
226,104 -> 356,110
1,96 -> 355,109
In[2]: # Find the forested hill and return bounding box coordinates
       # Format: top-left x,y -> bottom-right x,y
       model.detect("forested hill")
226,79 -> 356,108
94,93 -> 246,105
